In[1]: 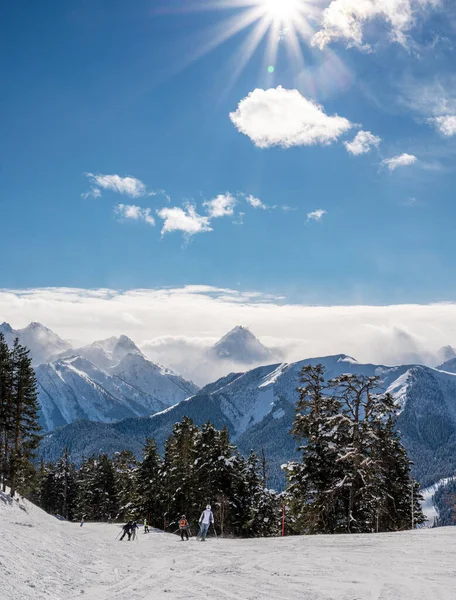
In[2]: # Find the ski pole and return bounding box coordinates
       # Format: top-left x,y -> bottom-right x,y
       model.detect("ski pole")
115,529 -> 122,541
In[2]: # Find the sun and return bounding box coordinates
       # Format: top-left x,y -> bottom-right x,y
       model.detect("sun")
261,0 -> 302,22
167,0 -> 321,86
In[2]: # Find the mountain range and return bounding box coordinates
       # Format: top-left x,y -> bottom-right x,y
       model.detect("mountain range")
4,319 -> 456,495
38,353 -> 456,491
0,322 -> 279,431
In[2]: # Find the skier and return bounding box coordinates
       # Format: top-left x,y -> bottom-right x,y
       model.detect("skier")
119,520 -> 133,541
144,518 -> 149,534
80,515 -> 85,527
131,521 -> 139,541
198,505 -> 214,541
179,515 -> 189,541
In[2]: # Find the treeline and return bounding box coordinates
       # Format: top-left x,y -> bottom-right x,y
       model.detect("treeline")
32,419 -> 283,537
285,365 -> 425,534
0,333 -> 41,497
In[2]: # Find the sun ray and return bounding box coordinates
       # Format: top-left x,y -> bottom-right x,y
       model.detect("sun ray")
226,15 -> 274,89
165,0 -> 321,78
177,6 -> 265,72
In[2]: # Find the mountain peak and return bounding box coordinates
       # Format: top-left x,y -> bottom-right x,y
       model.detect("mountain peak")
0,322 -> 13,333
112,335 -> 142,361
27,321 -> 46,329
209,326 -> 273,364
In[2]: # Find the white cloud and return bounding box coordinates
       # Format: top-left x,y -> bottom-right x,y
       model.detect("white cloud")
245,195 -> 267,210
2,287 -> 456,383
82,188 -> 102,199
229,86 -> 353,148
203,193 -> 237,218
344,131 -> 381,155
382,153 -> 418,170
307,209 -> 327,222
157,204 -> 212,237
84,173 -> 147,198
429,115 -> 456,137
312,0 -> 442,50
116,204 -> 155,226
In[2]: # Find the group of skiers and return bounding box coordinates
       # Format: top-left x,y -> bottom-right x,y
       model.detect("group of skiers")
119,504 -> 215,542
175,504 -> 215,541
119,520 -> 140,541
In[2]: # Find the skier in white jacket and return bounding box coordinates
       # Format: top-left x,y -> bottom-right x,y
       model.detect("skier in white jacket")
198,505 -> 214,541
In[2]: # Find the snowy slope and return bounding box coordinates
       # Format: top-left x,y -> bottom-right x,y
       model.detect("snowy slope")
110,353 -> 198,406
0,321 -> 71,365
2,489 -> 456,600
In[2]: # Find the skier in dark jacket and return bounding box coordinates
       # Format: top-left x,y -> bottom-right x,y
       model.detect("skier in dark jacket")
179,515 -> 189,541
120,520 -> 133,541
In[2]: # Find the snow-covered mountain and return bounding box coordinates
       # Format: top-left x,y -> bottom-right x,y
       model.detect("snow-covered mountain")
163,325 -> 283,385
207,326 -> 274,364
35,343 -> 199,431
57,334 -> 144,370
0,321 -> 71,365
39,353 -> 456,490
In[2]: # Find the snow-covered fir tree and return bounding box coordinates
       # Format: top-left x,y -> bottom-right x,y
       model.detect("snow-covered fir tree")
0,334 -> 41,496
33,417 -> 282,537
134,438 -> 164,528
113,450 -> 137,521
285,364 -> 424,534
76,455 -> 118,522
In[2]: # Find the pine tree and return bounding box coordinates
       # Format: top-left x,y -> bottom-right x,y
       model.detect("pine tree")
134,438 -> 163,528
286,364 -> 345,533
0,337 -> 41,497
76,455 -> 118,521
54,448 -> 78,520
113,450 -> 137,521
285,365 -> 424,534
162,417 -> 199,528
0,333 -> 14,492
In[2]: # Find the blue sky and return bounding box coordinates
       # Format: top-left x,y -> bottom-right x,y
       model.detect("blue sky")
1,0 -> 456,305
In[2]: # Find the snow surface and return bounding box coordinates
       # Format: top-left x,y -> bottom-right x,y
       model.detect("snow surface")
2,491 -> 456,600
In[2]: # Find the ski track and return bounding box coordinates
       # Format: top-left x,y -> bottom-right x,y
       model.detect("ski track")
2,496 -> 456,600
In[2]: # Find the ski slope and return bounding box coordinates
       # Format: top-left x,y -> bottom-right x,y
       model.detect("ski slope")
1,491 -> 456,600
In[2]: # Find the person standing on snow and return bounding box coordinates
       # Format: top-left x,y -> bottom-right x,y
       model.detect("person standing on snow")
179,515 -> 189,541
144,518 -> 149,534
131,521 -> 139,540
198,505 -> 214,541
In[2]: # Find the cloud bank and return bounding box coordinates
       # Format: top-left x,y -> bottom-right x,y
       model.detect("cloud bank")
1,287 -> 456,378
